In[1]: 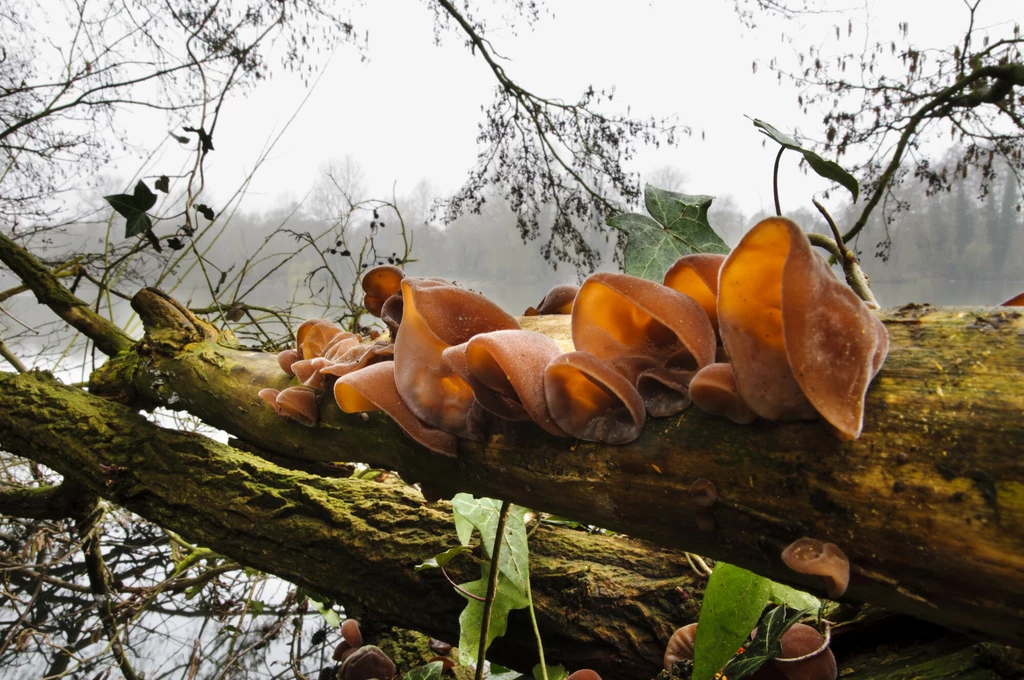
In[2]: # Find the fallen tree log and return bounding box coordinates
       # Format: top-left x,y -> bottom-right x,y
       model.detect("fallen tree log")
0,369 -> 701,678
87,288 -> 1024,647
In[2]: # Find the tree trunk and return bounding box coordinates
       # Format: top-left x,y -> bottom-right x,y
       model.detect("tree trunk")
85,289 -> 1024,647
0,369 -> 700,678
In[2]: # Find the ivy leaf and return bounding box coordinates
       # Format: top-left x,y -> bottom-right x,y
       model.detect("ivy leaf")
752,118 -> 859,202
488,665 -> 527,680
132,180 -> 157,212
155,175 -> 169,193
403,661 -> 445,680
768,581 -> 821,613
125,211 -> 153,238
450,494 -> 530,596
725,605 -> 808,680
104,192 -> 139,220
166,237 -> 185,251
196,204 -> 216,221
183,125 -> 214,153
608,185 -> 729,282
692,563 -> 771,680
414,545 -> 473,572
456,564 -> 529,666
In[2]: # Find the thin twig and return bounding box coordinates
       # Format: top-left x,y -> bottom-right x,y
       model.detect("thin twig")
812,200 -> 880,307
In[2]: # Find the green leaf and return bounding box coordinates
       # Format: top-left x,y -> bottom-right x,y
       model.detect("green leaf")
132,180 -> 157,212
103,193 -> 137,220
608,185 -> 729,282
155,175 -> 169,193
752,119 -> 802,150
248,600 -> 265,617
450,494 -> 530,596
726,605 -> 808,680
125,210 -> 153,238
414,545 -> 473,572
456,564 -> 530,665
692,563 -> 771,680
752,118 -> 859,202
196,203 -> 216,221
802,150 -> 859,202
533,663 -> 567,680
768,581 -> 821,612
307,596 -> 341,628
488,665 -> 527,680
402,661 -> 445,680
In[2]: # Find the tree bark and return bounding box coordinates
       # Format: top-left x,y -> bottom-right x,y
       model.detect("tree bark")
86,289 -> 1024,647
0,369 -> 700,678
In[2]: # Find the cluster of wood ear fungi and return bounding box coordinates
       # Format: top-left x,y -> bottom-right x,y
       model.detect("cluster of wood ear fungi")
259,217 -> 889,454
665,621 -> 837,679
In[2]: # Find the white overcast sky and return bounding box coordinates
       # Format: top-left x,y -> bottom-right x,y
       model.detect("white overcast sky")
132,0 -> 1021,219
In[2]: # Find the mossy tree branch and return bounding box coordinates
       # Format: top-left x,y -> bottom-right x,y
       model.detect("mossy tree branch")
88,288 -> 1024,647
0,369 -> 701,678
0,231 -> 133,356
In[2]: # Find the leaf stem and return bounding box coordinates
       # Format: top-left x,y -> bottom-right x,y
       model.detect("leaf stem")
476,500 -> 512,680
526,575 -> 549,680
773,147 -> 785,216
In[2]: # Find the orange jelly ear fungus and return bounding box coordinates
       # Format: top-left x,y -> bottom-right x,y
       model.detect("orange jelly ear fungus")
718,217 -> 888,438
1001,290 -> 1024,306
572,272 -> 716,416
524,283 -> 579,315
361,264 -> 405,317
444,330 -> 568,436
543,351 -> 646,444
393,278 -> 520,438
295,318 -> 346,360
334,362 -> 457,456
689,363 -> 757,425
663,253 -> 727,333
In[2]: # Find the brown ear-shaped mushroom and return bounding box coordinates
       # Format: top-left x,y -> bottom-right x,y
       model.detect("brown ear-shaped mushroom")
339,645 -> 397,680
543,351 -> 646,444
663,254 -> 727,333
442,330 -> 569,436
774,623 -> 837,680
524,283 -> 579,315
277,348 -> 301,376
380,292 -> 404,338
719,217 -> 888,437
341,618 -> 363,647
320,332 -> 363,362
1001,290 -> 1024,306
362,264 -> 405,317
335,361 -> 457,456
393,278 -> 520,438
295,319 -> 346,360
257,388 -> 284,416
664,623 -> 698,670
779,221 -> 889,439
689,363 -> 758,424
572,272 -> 716,416
274,386 -> 320,426
781,537 -> 850,599
566,671 -> 602,680
289,357 -> 335,390
321,342 -> 394,380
